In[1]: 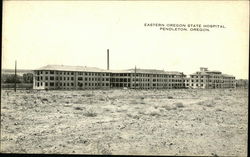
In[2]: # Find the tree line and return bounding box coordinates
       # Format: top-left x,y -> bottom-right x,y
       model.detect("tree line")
1,73 -> 33,84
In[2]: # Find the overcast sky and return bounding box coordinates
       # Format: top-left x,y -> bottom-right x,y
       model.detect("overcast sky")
2,1 -> 249,79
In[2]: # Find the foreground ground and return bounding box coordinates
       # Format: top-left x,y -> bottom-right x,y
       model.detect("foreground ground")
0,89 -> 248,156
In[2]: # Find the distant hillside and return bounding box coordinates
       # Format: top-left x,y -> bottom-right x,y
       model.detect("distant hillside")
1,69 -> 33,75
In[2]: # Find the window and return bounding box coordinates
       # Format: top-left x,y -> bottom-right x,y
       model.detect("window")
85,78 -> 88,81
71,83 -> 74,86
78,77 -> 83,81
45,76 -> 48,80
71,77 -> 74,80
50,82 -> 54,86
45,82 -> 48,86
50,76 -> 54,80
50,71 -> 54,74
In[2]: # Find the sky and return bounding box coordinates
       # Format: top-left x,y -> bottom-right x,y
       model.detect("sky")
2,1 -> 249,79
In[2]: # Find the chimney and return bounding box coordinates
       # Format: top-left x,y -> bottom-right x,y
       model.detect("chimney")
107,49 -> 109,70
200,67 -> 208,72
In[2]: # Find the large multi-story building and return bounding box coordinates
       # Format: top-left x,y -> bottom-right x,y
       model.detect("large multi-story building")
185,67 -> 236,89
33,65 -> 236,90
33,65 -> 186,90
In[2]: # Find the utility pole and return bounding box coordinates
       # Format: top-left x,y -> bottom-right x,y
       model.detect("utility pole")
107,49 -> 109,70
134,66 -> 137,89
14,60 -> 17,92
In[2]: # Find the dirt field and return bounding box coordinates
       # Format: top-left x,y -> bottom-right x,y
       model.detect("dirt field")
0,89 -> 248,156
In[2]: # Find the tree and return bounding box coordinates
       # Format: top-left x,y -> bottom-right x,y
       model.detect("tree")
3,74 -> 22,83
23,73 -> 33,83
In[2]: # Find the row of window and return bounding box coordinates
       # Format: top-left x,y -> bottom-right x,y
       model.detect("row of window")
191,75 -> 235,79
111,73 -> 183,78
36,71 -> 185,78
36,82 -> 110,87
186,83 -> 235,87
36,76 -> 110,82
110,78 -> 184,82
186,79 -> 235,83
78,77 -> 109,81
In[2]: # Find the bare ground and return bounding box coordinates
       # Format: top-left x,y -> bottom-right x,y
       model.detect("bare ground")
0,89 -> 248,156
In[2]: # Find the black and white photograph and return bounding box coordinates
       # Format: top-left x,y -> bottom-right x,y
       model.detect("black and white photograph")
1,0 -> 249,156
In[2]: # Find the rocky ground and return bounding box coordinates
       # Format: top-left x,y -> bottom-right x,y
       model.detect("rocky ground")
0,88 -> 248,156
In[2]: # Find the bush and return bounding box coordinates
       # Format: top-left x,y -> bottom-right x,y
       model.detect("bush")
74,107 -> 83,110
84,111 -> 97,117
174,102 -> 184,108
149,111 -> 161,116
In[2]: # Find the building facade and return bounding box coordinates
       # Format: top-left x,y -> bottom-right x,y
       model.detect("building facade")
33,65 -> 236,90
33,65 -> 186,90
185,67 -> 236,89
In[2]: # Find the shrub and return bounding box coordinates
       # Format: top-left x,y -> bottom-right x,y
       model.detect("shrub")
74,107 -> 83,110
84,111 -> 97,117
162,105 -> 172,110
149,111 -> 161,116
206,104 -> 213,107
175,102 -> 184,108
